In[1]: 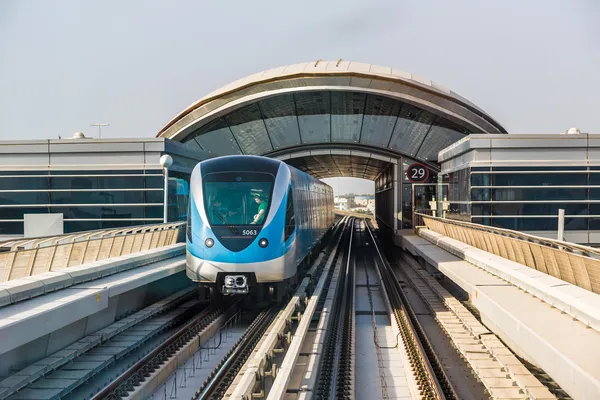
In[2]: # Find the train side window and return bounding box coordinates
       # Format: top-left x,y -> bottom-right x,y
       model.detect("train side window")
284,187 -> 295,241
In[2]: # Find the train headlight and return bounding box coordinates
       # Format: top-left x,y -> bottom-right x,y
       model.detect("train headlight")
205,238 -> 214,248
225,276 -> 235,286
258,238 -> 269,248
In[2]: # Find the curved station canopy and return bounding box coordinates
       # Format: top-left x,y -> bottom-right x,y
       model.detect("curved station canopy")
158,60 -> 506,180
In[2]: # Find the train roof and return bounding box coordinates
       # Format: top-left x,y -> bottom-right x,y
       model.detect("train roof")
198,155 -> 331,189
199,155 -> 283,174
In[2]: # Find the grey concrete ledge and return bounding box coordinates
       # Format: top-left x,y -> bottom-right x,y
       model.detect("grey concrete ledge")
0,255 -> 186,356
399,232 -> 600,399
419,229 -> 600,333
0,244 -> 185,308
0,286 -> 195,399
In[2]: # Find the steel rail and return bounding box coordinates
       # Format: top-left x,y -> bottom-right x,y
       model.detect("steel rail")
329,218 -> 355,400
226,217 -> 350,400
315,219 -> 354,399
365,220 -> 456,400
193,307 -> 277,400
91,304 -> 226,400
267,218 -> 349,400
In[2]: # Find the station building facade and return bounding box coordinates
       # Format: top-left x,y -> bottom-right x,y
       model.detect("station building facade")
3,60 -> 595,245
156,60 -> 506,240
0,137 -> 208,238
439,133 -> 600,244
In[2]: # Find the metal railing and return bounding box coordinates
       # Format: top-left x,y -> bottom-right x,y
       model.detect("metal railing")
0,222 -> 185,282
412,208 -> 433,228
418,214 -> 600,295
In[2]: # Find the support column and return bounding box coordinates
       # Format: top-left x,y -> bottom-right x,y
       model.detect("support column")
436,173 -> 443,218
393,159 -> 400,232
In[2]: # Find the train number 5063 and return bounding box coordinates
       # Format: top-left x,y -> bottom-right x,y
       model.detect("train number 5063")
242,230 -> 258,236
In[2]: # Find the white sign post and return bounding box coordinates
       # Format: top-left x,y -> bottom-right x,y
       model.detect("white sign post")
557,208 -> 565,241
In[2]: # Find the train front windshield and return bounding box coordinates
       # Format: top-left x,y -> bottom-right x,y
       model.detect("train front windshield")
203,172 -> 274,226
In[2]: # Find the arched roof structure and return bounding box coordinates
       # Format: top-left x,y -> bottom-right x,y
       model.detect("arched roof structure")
158,60 -> 506,179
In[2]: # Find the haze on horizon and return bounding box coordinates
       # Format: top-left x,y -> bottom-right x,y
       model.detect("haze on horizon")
1,0 -> 599,195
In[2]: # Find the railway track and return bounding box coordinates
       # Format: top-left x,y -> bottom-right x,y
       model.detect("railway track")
1,287 -> 204,400
19,214 -> 565,399
91,303 -> 231,399
88,216 -> 350,400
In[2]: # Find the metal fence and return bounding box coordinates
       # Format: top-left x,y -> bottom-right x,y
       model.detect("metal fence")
412,208 -> 433,228
0,222 -> 185,282
419,214 -> 600,295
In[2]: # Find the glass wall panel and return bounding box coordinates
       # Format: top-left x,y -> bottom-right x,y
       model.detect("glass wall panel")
181,137 -> 204,152
492,173 -> 587,186
447,168 -> 471,219
0,221 -> 24,234
471,203 -> 491,215
50,190 -> 145,204
389,104 -> 435,157
490,187 -> 587,201
64,220 -> 140,233
0,192 -> 50,205
493,166 -> 586,172
49,170 -> 149,175
590,188 -> 600,199
145,190 -> 163,203
489,217 -> 586,231
295,92 -> 331,144
0,171 -> 48,176
259,94 -> 301,149
145,205 -> 163,219
471,217 -> 492,226
492,202 -> 588,216
330,92 -> 364,143
168,174 -> 189,221
145,176 -> 163,189
417,117 -> 467,161
360,95 -> 402,147
490,217 -> 559,231
0,207 -> 50,219
51,206 -> 147,219
587,204 -> 600,215
194,118 -> 242,155
590,173 -> 600,185
588,217 -> 600,230
471,188 -> 490,201
50,176 -> 145,190
0,177 -> 50,190
471,173 -> 491,187
226,103 -> 273,155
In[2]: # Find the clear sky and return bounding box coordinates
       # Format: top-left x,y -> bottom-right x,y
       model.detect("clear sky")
1,0 -> 599,194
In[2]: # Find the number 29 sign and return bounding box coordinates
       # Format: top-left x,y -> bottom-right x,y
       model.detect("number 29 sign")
406,163 -> 429,182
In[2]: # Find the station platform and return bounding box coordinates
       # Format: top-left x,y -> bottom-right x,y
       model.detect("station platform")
0,245 -> 189,381
396,230 -> 600,400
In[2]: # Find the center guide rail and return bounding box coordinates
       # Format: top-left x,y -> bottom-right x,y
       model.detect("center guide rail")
364,220 -> 456,400
221,216 -> 351,400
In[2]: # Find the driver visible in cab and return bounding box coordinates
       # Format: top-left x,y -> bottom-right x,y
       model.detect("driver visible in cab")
250,193 -> 268,225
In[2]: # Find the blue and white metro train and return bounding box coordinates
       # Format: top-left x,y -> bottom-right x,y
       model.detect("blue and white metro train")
186,155 -> 335,295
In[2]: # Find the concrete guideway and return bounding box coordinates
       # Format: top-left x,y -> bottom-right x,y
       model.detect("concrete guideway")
421,229 -> 600,333
1,288 -> 198,400
399,230 -> 600,399
0,251 -> 187,356
0,245 -> 190,391
0,222 -> 185,283
0,244 -> 184,307
397,253 -> 555,399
